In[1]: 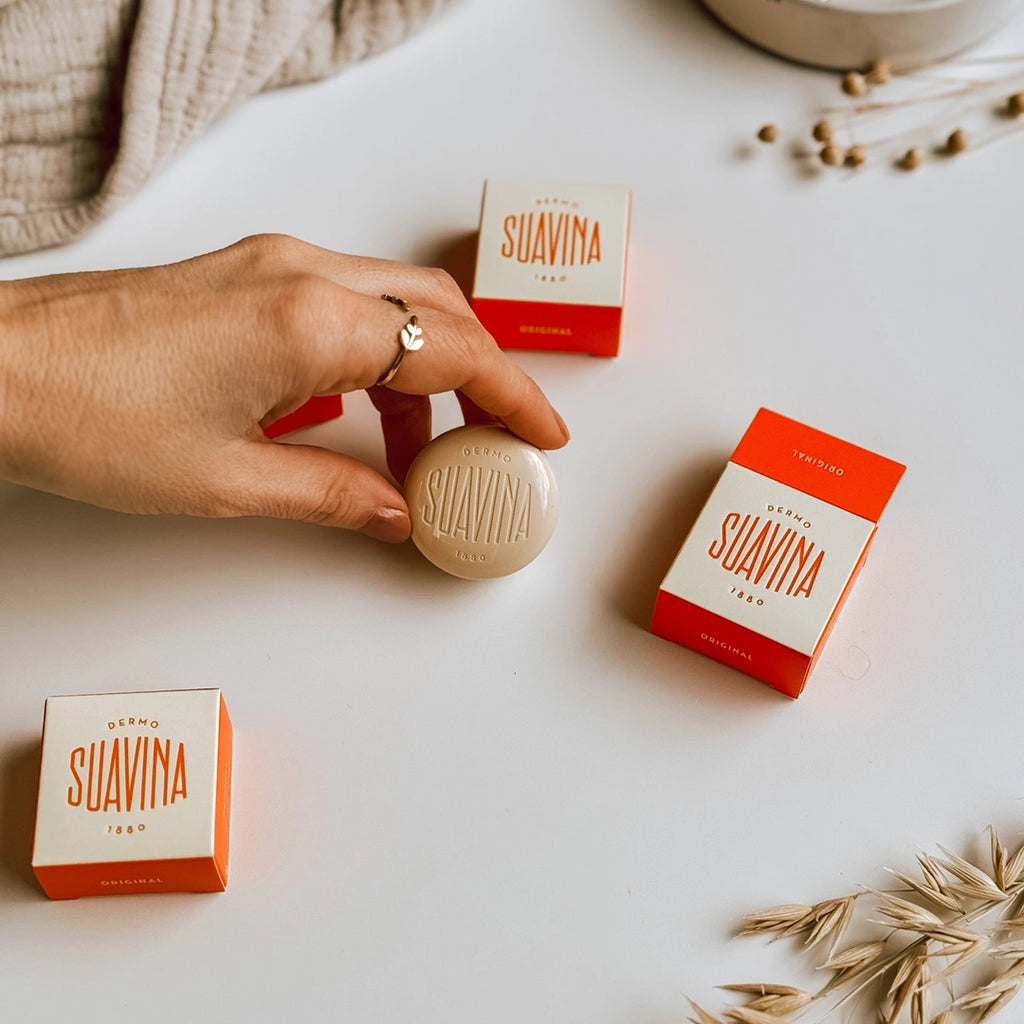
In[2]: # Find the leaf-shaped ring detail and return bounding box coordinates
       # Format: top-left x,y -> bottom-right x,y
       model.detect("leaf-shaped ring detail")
376,295 -> 426,386
401,320 -> 424,352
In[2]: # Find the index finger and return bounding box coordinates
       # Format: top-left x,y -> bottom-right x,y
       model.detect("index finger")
379,305 -> 570,452
332,258 -> 571,448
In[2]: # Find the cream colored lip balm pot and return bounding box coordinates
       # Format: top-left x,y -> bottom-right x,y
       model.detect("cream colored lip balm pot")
404,425 -> 560,580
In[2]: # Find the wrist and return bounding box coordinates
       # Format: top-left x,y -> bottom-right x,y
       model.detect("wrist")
0,279 -> 52,487
0,284 -> 16,483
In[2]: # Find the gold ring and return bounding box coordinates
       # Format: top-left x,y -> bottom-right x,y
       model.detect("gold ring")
375,294 -> 424,386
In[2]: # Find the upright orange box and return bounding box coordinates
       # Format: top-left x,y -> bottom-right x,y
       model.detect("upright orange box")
32,688 -> 233,899
652,409 -> 905,698
471,178 -> 631,357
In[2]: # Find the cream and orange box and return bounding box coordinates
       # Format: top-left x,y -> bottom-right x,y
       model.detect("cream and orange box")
471,178 -> 631,357
32,688 -> 232,900
652,409 -> 905,698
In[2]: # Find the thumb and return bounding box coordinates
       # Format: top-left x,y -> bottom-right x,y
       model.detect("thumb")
223,441 -> 411,541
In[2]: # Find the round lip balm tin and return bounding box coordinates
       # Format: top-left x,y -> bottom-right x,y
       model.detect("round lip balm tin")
404,425 -> 559,580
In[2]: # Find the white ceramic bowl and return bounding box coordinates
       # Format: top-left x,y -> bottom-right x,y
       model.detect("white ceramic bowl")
701,0 -> 1024,70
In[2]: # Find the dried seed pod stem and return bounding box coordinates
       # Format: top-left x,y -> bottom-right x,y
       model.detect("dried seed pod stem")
812,118 -> 833,143
825,74 -> 1023,118
865,59 -> 892,85
819,144 -> 843,167
900,147 -> 924,170
945,127 -> 968,154
842,70 -> 867,96
747,53 -> 1024,177
844,144 -> 867,168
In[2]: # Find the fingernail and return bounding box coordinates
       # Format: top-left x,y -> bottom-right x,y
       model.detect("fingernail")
553,410 -> 571,443
361,506 -> 411,544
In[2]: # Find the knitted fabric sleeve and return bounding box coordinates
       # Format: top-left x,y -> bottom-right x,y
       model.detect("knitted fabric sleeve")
0,0 -> 451,255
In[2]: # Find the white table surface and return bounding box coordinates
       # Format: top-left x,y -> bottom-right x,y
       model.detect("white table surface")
3,2 -> 1024,1021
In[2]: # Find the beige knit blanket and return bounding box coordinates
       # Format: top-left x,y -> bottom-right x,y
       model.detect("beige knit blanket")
0,0 -> 451,255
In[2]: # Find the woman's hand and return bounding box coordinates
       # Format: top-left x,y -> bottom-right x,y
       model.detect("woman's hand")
0,234 -> 569,542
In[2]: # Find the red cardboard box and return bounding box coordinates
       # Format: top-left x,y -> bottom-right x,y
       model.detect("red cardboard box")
471,179 -> 631,357
652,409 -> 905,698
32,688 -> 233,899
263,394 -> 343,439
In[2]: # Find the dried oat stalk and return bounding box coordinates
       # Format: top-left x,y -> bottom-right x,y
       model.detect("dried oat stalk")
692,828 -> 1024,1024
